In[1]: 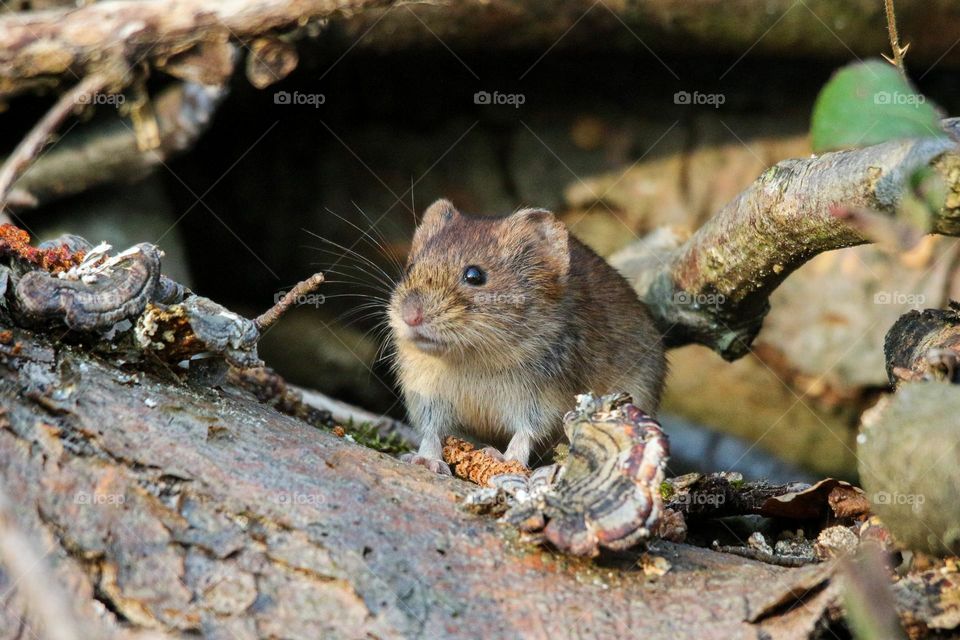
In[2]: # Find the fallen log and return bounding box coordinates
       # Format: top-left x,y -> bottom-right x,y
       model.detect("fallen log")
0,324 -> 844,639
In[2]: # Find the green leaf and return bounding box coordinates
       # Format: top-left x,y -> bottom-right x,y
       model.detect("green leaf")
810,59 -> 944,153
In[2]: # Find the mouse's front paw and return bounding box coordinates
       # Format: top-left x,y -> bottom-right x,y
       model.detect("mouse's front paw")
400,453 -> 452,476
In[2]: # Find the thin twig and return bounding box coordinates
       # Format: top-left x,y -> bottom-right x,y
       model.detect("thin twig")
0,73 -> 113,210
255,272 -> 325,331
883,0 -> 909,78
712,542 -> 815,568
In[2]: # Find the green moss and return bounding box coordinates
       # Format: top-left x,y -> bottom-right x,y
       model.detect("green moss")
659,481 -> 675,501
339,419 -> 410,454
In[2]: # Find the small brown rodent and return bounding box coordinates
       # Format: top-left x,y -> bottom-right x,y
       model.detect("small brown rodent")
389,199 -> 666,474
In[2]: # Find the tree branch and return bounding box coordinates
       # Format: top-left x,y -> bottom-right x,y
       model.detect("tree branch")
0,0 -> 392,99
613,134 -> 960,360
3,80 -> 228,211
0,73 -> 113,209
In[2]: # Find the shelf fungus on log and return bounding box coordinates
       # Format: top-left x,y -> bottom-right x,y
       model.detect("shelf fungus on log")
0,224 -> 266,375
15,242 -> 162,331
477,393 -> 670,557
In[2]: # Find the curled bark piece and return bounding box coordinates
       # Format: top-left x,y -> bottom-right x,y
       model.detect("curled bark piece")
15,243 -> 161,331
884,303 -> 960,384
135,295 -> 261,368
442,437 -> 530,486
761,478 -> 870,521
504,393 -> 669,557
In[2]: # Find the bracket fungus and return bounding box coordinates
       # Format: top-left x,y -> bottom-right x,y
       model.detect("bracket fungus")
480,393 -> 670,557
15,242 -> 162,331
0,225 -> 279,375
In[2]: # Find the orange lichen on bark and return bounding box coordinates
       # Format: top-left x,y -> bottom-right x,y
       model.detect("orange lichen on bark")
0,223 -> 86,273
442,437 -> 529,486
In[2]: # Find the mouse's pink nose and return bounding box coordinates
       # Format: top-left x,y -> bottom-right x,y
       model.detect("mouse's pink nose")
401,295 -> 424,327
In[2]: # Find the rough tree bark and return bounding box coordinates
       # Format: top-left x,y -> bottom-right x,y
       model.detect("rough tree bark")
1,128 -> 958,638
0,327 -> 839,639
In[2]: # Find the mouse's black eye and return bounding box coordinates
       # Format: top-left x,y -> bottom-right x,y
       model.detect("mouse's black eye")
462,265 -> 487,286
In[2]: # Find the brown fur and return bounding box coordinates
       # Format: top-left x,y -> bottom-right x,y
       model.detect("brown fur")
389,199 -> 666,467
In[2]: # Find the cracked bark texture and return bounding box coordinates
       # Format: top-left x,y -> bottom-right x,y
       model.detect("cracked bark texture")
0,325 -> 839,639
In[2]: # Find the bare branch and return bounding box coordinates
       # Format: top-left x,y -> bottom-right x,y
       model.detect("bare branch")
613,135 -> 960,360
0,73 -> 113,210
882,0 -> 909,78
6,81 -> 228,210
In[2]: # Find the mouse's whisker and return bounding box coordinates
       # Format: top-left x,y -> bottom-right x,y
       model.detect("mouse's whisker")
307,254 -> 396,292
324,206 -> 405,277
350,202 -> 407,275
301,230 -> 399,286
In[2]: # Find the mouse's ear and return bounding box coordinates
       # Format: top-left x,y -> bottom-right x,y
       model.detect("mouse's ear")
412,199 -> 459,252
511,208 -> 570,280
419,199 -> 459,232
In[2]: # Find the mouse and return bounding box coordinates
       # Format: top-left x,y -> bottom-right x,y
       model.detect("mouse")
388,199 -> 666,474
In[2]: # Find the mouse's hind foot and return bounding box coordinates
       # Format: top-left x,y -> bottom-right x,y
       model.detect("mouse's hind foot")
400,453 -> 452,476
